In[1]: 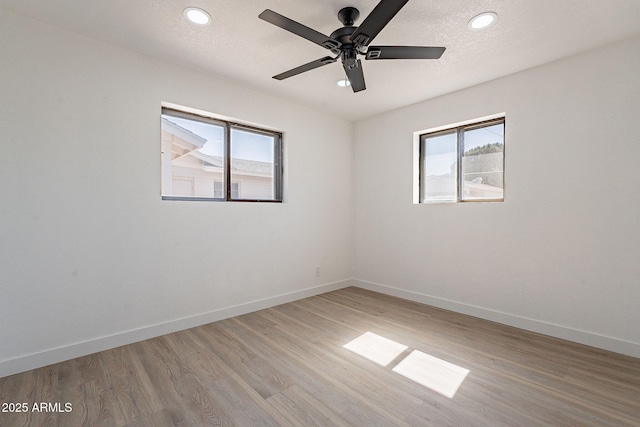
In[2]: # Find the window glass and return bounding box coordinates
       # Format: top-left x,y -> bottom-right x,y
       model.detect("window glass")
421,131 -> 457,202
161,114 -> 225,199
230,127 -> 277,200
461,123 -> 504,200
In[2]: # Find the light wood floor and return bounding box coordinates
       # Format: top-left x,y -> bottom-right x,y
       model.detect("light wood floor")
1,287 -> 639,426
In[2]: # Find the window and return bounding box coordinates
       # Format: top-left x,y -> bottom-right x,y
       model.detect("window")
419,118 -> 504,203
213,181 -> 239,199
161,107 -> 283,202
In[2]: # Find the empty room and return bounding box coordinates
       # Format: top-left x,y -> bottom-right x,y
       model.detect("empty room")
1,0 -> 639,426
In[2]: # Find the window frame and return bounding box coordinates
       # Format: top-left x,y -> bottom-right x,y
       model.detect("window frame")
161,107 -> 283,203
419,117 -> 505,203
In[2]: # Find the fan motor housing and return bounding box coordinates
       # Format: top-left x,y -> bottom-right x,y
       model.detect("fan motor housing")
330,26 -> 357,45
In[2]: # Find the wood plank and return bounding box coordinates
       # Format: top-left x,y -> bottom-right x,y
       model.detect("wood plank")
221,315 -> 359,415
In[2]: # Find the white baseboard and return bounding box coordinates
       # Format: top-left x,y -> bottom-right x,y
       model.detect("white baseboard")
0,280 -> 353,378
352,279 -> 640,359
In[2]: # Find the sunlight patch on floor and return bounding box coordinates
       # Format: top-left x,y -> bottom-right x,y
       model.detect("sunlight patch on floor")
392,350 -> 469,398
343,331 -> 408,366
343,332 -> 470,398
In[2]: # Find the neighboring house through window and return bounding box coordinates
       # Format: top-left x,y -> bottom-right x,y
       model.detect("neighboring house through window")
214,181 -> 239,199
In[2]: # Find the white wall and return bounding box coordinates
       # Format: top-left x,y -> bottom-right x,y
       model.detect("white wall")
353,35 -> 640,357
0,10 -> 354,376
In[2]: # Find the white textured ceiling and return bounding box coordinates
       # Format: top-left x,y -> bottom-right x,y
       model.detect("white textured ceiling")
2,0 -> 639,121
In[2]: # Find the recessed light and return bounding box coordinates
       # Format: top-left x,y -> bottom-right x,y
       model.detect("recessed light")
336,78 -> 351,87
468,12 -> 497,30
184,7 -> 211,26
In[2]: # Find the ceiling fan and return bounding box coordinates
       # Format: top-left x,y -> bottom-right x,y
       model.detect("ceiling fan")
258,0 -> 446,93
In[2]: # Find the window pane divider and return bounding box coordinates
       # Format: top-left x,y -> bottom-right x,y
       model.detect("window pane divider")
225,122 -> 231,201
457,128 -> 464,202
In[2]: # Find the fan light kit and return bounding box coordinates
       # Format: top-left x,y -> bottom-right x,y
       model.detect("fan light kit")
184,7 -> 211,25
259,0 -> 446,93
336,78 -> 351,87
468,12 -> 497,30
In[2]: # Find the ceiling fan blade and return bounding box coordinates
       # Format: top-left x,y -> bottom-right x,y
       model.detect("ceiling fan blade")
273,56 -> 337,80
366,46 -> 446,60
259,9 -> 341,52
350,0 -> 409,47
344,59 -> 366,92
